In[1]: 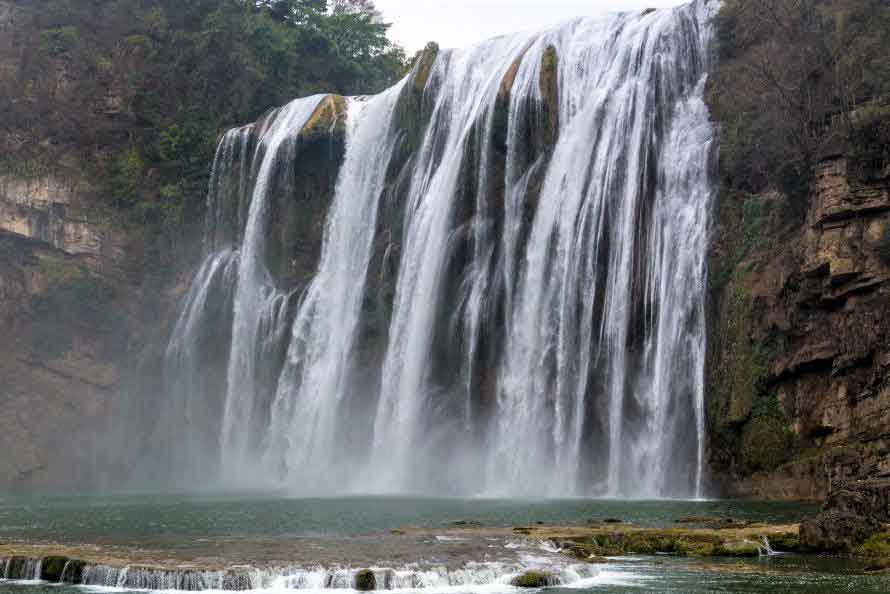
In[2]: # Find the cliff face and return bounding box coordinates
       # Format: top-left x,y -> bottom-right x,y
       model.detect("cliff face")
708,155 -> 890,500
0,1 -> 188,489
0,163 -> 184,490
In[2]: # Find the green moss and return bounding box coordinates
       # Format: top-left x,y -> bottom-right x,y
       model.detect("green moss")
853,533 -> 890,559
768,532 -> 802,552
413,43 -> 439,92
109,146 -> 145,208
511,571 -> 557,588
718,280 -> 767,425
41,26 -> 79,56
740,414 -> 792,473
300,95 -> 348,139
560,529 -> 773,558
354,569 -> 376,591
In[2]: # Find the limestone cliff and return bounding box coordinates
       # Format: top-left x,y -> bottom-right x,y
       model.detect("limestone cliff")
0,0 -> 186,489
707,154 -> 890,500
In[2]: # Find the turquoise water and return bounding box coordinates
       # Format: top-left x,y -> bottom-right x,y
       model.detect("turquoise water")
0,494 -> 815,542
2,495 -> 887,593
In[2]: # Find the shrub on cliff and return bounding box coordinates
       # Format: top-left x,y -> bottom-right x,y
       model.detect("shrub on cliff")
707,0 -> 890,206
1,0 -> 406,236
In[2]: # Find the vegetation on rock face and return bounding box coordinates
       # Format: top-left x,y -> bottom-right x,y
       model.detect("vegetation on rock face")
708,0 -> 890,205
705,0 -> 890,489
1,0 -> 406,236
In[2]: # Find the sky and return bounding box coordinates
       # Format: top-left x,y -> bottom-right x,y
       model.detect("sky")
374,0 -> 690,53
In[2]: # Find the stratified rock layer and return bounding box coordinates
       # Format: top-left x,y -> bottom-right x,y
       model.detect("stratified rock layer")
708,154 -> 890,500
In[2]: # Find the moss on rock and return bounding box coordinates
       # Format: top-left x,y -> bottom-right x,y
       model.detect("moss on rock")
60,559 -> 86,584
511,570 -> 558,588
354,568 -> 376,591
300,95 -> 348,141
740,414 -> 792,473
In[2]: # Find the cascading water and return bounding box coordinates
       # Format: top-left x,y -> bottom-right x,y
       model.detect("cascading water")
158,0 -> 717,497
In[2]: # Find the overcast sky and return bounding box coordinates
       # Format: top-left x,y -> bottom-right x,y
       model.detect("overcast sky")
375,0 -> 690,53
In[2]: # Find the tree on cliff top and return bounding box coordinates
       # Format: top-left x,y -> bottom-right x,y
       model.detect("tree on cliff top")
0,0 -> 406,233
708,0 -> 890,205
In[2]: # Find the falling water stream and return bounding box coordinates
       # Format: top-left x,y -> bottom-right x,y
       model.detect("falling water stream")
160,0 -> 717,498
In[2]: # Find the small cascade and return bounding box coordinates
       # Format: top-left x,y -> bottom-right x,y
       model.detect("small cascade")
80,564 -> 125,587
757,536 -> 780,557
1,557 -> 42,581
67,562 -> 596,591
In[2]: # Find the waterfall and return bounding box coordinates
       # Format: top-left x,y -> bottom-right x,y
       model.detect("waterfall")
220,96 -> 328,473
72,562 -> 597,591
261,84 -> 405,486
158,0 -> 717,497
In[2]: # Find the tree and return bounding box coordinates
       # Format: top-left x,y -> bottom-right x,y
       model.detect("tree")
708,0 -> 890,203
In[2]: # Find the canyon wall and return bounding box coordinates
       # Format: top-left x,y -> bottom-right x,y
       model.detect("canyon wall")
0,0 -> 188,488
707,152 -> 890,499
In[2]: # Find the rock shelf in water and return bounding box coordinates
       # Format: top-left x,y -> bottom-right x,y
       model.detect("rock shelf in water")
3,521 -> 890,590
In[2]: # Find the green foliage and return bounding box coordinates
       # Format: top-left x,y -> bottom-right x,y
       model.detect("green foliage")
511,571 -> 557,588
109,146 -> 145,208
739,391 -> 795,473
740,413 -> 792,473
6,0 -> 406,239
40,26 -> 79,56
708,0 -> 890,204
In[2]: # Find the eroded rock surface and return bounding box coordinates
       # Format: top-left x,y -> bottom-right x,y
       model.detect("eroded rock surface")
709,155 -> 890,500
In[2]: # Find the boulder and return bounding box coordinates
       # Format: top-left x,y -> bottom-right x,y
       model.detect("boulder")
824,478 -> 890,522
354,569 -> 376,591
510,570 -> 559,588
39,556 -> 69,582
800,510 -> 881,552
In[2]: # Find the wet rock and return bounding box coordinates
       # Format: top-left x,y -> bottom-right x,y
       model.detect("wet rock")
800,479 -> 890,551
824,478 -> 890,522
511,570 -> 559,588
60,559 -> 86,584
800,510 -> 881,552
354,568 -> 376,591
40,556 -> 69,582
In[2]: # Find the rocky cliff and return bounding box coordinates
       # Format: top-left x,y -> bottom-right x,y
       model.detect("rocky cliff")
707,152 -> 890,500
0,0 -> 188,489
